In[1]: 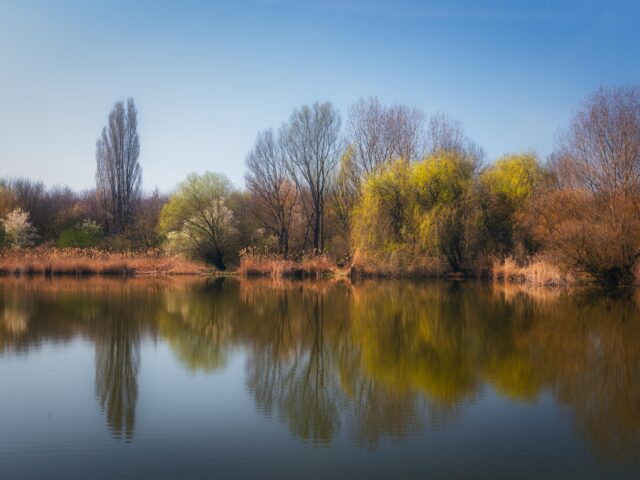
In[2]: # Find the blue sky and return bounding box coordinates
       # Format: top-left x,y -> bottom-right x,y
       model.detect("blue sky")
1,0 -> 639,191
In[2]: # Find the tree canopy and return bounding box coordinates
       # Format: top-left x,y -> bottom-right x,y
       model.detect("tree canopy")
159,172 -> 236,270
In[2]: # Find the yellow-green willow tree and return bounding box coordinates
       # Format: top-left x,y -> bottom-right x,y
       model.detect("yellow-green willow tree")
478,153 -> 545,258
352,151 -> 479,272
159,172 -> 237,270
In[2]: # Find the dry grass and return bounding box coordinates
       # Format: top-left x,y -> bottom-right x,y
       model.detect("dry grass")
491,256 -> 570,287
0,248 -> 213,277
237,250 -> 337,278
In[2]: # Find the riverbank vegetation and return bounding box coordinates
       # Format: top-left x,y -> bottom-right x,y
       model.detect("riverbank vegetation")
0,248 -> 210,276
237,248 -> 336,278
1,85 -> 639,286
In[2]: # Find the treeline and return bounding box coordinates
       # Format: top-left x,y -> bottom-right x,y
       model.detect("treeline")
0,99 -> 165,252
0,177 -> 165,250
1,85 -> 640,285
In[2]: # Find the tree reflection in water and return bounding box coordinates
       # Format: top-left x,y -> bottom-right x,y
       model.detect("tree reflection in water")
0,279 -> 158,442
94,306 -> 141,442
1,277 -> 639,460
246,288 -> 342,446
158,278 -> 232,373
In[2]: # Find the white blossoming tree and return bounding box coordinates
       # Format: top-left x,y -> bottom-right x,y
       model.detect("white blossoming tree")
1,208 -> 38,248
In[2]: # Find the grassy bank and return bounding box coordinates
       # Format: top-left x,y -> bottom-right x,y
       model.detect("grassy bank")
0,248 -> 213,276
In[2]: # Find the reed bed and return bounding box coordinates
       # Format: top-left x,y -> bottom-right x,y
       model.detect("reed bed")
491,256 -> 570,287
237,250 -> 337,278
0,248 -> 212,277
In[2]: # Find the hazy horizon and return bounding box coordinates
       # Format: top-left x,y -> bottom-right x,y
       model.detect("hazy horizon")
2,0 -> 639,191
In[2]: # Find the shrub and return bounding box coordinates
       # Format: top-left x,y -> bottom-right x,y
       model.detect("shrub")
57,219 -> 103,248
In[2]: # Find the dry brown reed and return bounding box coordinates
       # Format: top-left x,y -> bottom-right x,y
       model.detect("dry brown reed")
491,256 -> 570,287
0,248 -> 212,277
237,249 -> 337,278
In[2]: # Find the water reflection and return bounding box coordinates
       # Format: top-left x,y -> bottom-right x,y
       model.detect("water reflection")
93,294 -> 144,442
159,279 -> 232,372
246,286 -> 343,445
1,277 -> 639,461
0,278 -> 157,442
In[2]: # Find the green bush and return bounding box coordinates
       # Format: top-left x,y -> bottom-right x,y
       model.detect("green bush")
57,219 -> 103,248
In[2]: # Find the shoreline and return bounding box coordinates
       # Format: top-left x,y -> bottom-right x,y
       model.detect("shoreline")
0,249 -> 582,288
0,267 -> 616,295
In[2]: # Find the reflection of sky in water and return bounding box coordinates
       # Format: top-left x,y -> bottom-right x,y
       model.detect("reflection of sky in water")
0,279 -> 639,480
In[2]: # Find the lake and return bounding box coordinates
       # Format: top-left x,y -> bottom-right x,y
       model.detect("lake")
0,277 -> 639,479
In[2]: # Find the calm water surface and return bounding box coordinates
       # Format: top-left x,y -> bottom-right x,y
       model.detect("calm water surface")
1,277 -> 639,479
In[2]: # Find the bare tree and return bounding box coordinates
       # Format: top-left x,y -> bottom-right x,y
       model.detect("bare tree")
7,178 -> 47,235
129,189 -> 168,248
96,98 -> 142,234
346,97 -> 425,177
346,97 -> 393,175
554,86 -> 640,199
386,103 -> 425,162
245,129 -> 298,256
282,102 -> 342,253
427,112 -> 484,164
544,85 -> 640,284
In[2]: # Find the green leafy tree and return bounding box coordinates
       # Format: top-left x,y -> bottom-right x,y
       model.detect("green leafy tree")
479,153 -> 543,257
352,151 -> 480,272
159,172 -> 237,270
412,151 -> 479,271
352,158 -> 415,254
